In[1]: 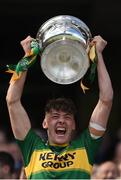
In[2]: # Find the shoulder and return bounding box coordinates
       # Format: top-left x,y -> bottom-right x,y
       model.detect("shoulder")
71,128 -> 103,147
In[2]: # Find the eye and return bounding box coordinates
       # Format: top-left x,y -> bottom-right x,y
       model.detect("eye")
65,115 -> 72,120
51,115 -> 59,119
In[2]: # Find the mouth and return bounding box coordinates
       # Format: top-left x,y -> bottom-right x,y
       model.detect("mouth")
55,127 -> 66,136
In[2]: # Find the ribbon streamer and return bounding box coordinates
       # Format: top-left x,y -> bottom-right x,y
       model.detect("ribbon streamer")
80,45 -> 98,93
6,40 -> 40,83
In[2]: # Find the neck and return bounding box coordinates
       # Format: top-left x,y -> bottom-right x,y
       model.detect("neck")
48,141 -> 69,147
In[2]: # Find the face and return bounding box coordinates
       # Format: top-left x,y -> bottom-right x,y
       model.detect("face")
43,110 -> 75,145
96,161 -> 118,179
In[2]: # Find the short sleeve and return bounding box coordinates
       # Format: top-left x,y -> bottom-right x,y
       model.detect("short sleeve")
16,129 -> 44,166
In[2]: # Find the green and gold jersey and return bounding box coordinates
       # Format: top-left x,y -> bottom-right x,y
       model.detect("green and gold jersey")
16,128 -> 102,179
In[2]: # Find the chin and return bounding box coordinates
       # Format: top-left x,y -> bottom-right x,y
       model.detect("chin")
55,141 -> 67,145
54,136 -> 70,145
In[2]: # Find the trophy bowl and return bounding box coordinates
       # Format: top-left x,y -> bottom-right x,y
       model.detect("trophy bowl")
36,15 -> 92,84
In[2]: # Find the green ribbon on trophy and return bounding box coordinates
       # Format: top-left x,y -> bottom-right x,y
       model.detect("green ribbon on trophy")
80,44 -> 98,93
88,45 -> 98,83
6,40 -> 40,83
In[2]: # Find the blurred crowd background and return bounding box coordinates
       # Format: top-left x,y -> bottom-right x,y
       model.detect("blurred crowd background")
0,0 -> 121,179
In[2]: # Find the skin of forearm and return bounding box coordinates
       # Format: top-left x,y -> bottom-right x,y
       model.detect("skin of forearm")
6,71 -> 31,140
89,52 -> 114,130
97,53 -> 113,102
6,71 -> 27,104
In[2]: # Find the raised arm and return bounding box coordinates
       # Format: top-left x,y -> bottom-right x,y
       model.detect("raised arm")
89,35 -> 113,138
6,36 -> 34,140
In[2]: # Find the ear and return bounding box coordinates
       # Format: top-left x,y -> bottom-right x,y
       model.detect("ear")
42,118 -> 48,129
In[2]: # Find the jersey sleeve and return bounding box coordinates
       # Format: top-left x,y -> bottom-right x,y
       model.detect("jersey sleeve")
77,128 -> 103,165
15,128 -> 44,167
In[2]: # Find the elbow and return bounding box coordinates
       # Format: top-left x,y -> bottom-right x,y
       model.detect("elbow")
6,93 -> 19,106
100,88 -> 114,103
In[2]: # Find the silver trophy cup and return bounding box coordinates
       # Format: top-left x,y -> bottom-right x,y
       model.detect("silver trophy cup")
36,15 -> 92,84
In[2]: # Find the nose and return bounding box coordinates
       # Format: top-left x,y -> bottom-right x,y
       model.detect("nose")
58,117 -> 65,124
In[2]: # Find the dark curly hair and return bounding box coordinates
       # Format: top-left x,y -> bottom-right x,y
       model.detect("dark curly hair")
45,97 -> 77,116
